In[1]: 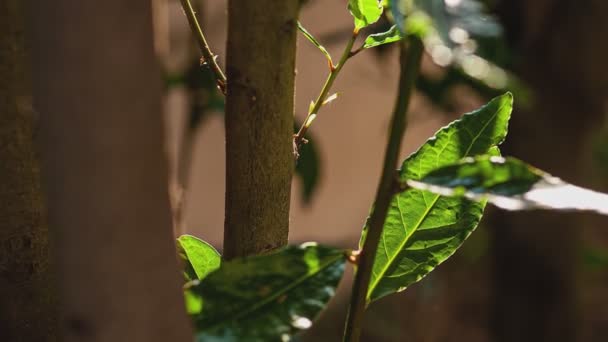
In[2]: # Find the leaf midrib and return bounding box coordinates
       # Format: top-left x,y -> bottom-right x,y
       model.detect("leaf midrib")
367,193 -> 441,299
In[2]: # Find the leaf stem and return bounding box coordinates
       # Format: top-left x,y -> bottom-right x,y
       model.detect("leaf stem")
293,29 -> 359,158
342,36 -> 424,342
179,0 -> 227,94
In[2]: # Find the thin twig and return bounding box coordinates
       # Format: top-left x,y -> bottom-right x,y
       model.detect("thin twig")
342,36 -> 424,342
293,29 -> 360,159
179,0 -> 227,94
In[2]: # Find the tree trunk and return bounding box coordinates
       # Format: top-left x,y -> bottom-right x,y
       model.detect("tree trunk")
0,1 -> 56,340
28,2 -> 193,341
224,1 -> 299,259
491,1 -> 608,340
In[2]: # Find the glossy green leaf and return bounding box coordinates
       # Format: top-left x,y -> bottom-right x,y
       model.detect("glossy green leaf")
349,0 -> 383,29
177,235 -> 221,281
297,21 -> 334,67
363,25 -> 404,49
189,243 -> 346,341
364,92 -> 512,302
409,155 -> 608,215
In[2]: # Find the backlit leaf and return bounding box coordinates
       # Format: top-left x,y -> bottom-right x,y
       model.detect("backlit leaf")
349,0 -> 383,29
177,235 -> 221,281
364,92 -> 512,302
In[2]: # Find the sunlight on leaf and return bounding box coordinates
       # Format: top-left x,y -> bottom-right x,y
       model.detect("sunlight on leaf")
349,0 -> 384,29
409,155 -> 608,215
177,235 -> 221,281
363,25 -> 404,49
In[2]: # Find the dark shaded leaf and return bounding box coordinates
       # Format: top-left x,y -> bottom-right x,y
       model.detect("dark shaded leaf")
190,243 -> 346,341
295,123 -> 321,205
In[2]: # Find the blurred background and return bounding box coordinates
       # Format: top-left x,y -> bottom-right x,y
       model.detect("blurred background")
158,0 -> 608,341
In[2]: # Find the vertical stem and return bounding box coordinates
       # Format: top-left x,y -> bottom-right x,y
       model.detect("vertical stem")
343,37 -> 424,342
224,1 -> 300,259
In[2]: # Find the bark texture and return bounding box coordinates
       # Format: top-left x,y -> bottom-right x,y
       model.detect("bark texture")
224,1 -> 300,259
0,1 -> 56,341
28,2 -> 192,341
491,1 -> 608,341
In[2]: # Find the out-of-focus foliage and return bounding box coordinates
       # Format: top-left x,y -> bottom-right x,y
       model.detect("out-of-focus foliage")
295,123 -> 321,205
592,126 -> 608,175
386,0 -> 529,108
582,247 -> 608,271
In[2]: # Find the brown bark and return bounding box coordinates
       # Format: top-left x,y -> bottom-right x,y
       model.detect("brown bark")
491,1 -> 608,341
224,1 -> 300,259
0,1 -> 56,341
28,2 -> 192,341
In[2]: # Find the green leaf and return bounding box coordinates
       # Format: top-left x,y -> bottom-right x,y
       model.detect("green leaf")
189,243 -> 346,341
349,0 -> 383,29
177,235 -> 221,281
364,92 -> 512,302
297,21 -> 334,67
408,155 -> 608,215
363,25 -> 404,49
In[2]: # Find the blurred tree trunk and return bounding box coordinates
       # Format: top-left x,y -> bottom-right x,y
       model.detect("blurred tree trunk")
28,2 -> 192,341
0,1 -> 56,340
223,1 -> 299,259
491,1 -> 608,341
